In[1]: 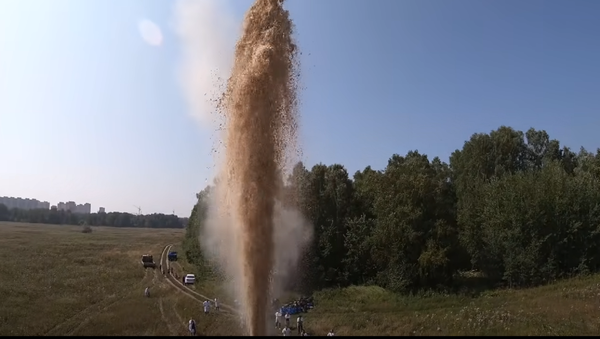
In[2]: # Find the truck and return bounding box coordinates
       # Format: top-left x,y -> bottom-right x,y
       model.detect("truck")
168,251 -> 178,262
141,254 -> 156,269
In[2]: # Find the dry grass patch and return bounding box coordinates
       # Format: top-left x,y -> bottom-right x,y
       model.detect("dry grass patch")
14,220 -> 598,336
0,222 -> 187,336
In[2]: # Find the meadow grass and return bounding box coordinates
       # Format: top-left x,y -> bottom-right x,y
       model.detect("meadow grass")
3,221 -> 600,336
0,222 -> 243,336
169,246 -> 600,336
298,276 -> 600,336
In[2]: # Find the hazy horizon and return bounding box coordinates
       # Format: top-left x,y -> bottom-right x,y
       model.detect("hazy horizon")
1,0 -> 600,216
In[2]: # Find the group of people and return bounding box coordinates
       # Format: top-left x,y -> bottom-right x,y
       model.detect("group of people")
159,264 -> 174,276
202,298 -> 220,314
274,310 -> 337,336
275,311 -> 312,336
187,298 -> 220,336
148,290 -> 333,336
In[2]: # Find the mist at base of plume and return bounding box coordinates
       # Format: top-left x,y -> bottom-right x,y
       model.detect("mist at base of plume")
199,184 -> 313,318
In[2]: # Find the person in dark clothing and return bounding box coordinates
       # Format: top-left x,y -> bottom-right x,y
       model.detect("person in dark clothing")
188,319 -> 197,336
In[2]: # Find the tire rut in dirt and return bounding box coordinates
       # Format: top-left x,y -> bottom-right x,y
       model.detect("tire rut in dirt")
68,266 -> 165,336
44,268 -> 154,336
162,244 -> 237,315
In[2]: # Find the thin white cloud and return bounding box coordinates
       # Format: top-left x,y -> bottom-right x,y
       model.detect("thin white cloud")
173,0 -> 239,128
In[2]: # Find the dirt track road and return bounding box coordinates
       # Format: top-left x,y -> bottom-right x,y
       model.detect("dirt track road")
160,244 -> 312,337
159,244 -> 238,315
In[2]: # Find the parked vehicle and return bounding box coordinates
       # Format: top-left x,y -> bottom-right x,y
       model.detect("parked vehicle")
141,254 -> 156,269
183,273 -> 195,285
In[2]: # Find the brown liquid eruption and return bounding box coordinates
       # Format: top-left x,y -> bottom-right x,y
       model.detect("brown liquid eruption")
211,0 -> 301,335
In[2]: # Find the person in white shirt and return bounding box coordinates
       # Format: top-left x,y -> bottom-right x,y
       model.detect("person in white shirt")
188,319 -> 197,336
214,298 -> 220,312
296,315 -> 304,334
275,310 -> 282,329
284,312 -> 290,328
282,326 -> 291,336
203,300 -> 210,314
327,329 -> 335,336
301,330 -> 309,336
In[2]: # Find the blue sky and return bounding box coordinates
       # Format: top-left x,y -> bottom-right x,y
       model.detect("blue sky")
1,0 -> 599,216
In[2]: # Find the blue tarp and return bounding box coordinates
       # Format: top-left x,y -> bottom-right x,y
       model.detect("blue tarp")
280,305 -> 313,315
280,306 -> 301,315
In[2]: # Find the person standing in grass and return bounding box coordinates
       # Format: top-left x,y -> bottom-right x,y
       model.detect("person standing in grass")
214,298 -> 220,312
188,319 -> 197,336
296,315 -> 304,334
275,310 -> 282,329
284,312 -> 290,328
203,300 -> 210,314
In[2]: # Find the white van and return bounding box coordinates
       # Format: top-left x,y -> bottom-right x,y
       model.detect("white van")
183,274 -> 195,285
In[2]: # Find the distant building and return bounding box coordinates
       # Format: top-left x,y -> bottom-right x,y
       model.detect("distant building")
0,196 -> 51,210
75,203 -> 91,214
0,196 -> 90,213
98,207 -> 106,213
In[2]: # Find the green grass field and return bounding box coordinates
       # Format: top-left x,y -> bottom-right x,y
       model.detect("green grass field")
302,279 -> 600,336
2,221 -> 600,336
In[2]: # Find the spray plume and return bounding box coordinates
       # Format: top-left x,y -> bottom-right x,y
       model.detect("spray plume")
177,0 -> 311,336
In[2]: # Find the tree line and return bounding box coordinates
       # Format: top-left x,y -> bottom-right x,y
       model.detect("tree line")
0,205 -> 186,229
184,125 -> 600,294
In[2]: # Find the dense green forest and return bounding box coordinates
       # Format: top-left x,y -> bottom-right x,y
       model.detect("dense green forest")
185,125 -> 600,294
0,205 -> 185,229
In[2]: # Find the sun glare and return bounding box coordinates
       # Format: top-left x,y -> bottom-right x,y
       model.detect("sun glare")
138,19 -> 163,47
